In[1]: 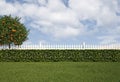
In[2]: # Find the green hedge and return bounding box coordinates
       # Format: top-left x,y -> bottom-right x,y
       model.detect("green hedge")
0,50 -> 120,62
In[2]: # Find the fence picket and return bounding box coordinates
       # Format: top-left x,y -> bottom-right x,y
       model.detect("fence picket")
0,43 -> 120,50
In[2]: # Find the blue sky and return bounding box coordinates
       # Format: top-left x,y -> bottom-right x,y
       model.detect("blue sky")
0,0 -> 120,45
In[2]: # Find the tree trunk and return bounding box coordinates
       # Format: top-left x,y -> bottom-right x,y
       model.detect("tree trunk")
8,43 -> 11,49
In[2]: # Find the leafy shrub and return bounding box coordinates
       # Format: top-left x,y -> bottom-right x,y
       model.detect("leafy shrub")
0,50 -> 120,62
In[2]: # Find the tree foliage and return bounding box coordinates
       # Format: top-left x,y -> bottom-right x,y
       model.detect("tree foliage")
0,15 -> 29,48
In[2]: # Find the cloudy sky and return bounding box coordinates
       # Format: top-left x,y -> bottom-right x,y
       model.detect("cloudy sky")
0,0 -> 120,45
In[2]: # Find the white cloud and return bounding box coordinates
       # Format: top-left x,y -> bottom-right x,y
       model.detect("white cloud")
47,0 -> 66,11
38,0 -> 47,5
52,26 -> 82,38
98,35 -> 119,44
0,0 -> 17,15
0,0 -> 120,44
23,40 -> 33,45
69,0 -> 119,27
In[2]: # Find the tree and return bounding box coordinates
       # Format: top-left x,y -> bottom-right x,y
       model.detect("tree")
0,15 -> 29,49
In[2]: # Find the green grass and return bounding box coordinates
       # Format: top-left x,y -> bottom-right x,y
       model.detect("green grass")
0,62 -> 120,82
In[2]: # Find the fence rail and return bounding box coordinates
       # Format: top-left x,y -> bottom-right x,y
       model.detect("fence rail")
1,43 -> 120,50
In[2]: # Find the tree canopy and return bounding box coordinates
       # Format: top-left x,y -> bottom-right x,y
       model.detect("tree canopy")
0,15 -> 29,49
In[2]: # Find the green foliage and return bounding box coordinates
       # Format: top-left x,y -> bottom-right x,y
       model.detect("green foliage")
0,50 -> 120,62
0,15 -> 29,48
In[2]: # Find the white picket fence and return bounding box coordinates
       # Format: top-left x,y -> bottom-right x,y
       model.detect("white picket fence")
1,43 -> 120,50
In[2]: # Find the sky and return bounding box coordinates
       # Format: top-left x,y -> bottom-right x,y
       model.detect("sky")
0,0 -> 120,45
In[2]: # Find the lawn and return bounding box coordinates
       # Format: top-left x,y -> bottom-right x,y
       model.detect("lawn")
0,62 -> 120,82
